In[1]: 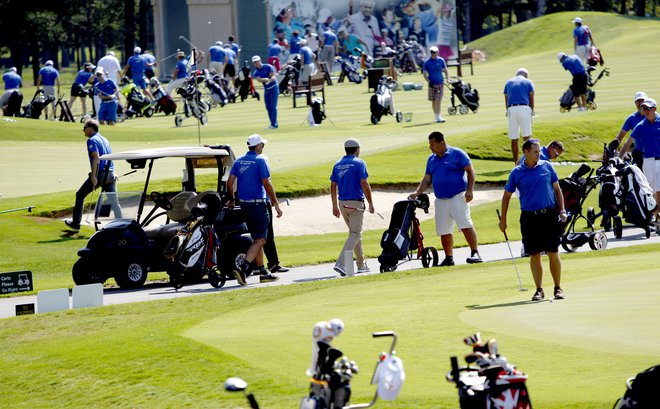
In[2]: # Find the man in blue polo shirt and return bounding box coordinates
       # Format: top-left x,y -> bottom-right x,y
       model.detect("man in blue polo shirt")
504,68 -> 535,163
621,98 -> 660,227
122,47 -> 154,100
1,67 -> 22,114
223,44 -> 237,86
65,119 -> 120,230
319,27 -> 339,71
330,138 -> 375,276
572,17 -> 595,65
267,39 -> 283,71
299,39 -> 316,85
93,67 -> 118,126
423,46 -> 449,123
68,62 -> 95,116
252,55 -> 279,129
227,134 -> 282,285
617,91 -> 648,169
208,41 -> 227,76
409,131 -> 482,266
166,51 -> 188,95
557,52 -> 587,111
499,139 -> 568,301
36,60 -> 60,119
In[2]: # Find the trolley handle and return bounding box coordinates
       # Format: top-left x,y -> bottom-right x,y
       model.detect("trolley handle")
372,331 -> 397,355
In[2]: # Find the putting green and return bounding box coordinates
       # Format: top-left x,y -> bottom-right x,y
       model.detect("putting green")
460,267 -> 660,356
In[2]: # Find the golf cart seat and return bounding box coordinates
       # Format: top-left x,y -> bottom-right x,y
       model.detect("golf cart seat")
167,191 -> 198,222
144,222 -> 185,239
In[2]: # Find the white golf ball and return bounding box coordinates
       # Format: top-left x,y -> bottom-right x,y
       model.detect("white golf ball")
550,299 -> 554,303
58,179 -> 62,183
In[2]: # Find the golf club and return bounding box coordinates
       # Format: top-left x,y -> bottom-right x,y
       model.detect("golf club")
496,209 -> 527,292
0,206 -> 35,215
178,35 -> 200,50
342,204 -> 385,220
85,187 -> 96,224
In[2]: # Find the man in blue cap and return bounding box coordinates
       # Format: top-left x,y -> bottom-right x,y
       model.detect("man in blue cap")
558,52 -> 587,111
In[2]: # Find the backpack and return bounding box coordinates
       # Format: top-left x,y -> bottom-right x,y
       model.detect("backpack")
615,365 -> 660,408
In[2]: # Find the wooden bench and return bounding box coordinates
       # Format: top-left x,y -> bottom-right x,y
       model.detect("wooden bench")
292,73 -> 326,108
446,48 -> 474,77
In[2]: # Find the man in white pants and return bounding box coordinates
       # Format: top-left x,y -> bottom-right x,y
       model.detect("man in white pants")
503,68 -> 535,163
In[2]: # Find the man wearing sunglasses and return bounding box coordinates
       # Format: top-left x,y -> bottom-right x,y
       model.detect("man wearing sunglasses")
423,45 -> 449,123
621,98 -> 660,229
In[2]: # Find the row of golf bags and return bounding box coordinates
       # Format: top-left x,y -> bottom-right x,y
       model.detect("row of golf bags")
2,88 -> 55,119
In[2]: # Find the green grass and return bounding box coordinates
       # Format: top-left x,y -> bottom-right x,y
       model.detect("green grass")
1,11 -> 660,408
1,244 -> 658,408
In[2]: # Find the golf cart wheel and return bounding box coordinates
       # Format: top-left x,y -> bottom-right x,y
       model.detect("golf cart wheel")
143,107 -> 154,118
370,114 -> 379,125
72,258 -> 106,285
208,266 -> 226,288
200,113 -> 208,125
175,114 -> 183,127
421,247 -> 439,268
588,232 -> 608,250
613,216 -> 623,239
448,106 -> 457,115
459,105 -> 469,115
645,225 -> 652,239
587,101 -> 597,110
219,235 -> 252,277
114,259 -> 148,289
395,111 -> 403,123
561,236 -> 577,253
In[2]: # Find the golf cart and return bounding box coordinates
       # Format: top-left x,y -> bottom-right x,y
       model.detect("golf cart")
72,145 -> 252,289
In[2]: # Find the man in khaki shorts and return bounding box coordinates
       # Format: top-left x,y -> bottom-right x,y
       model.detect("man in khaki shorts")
409,131 -> 482,266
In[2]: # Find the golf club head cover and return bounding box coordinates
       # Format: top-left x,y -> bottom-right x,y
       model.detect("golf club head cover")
463,332 -> 481,347
307,319 -> 345,376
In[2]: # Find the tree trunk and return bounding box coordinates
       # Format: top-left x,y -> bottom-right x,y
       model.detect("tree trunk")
463,0 -> 472,43
138,0 -> 150,50
636,0 -> 646,15
536,0 -> 546,17
124,0 -> 135,61
620,0 -> 628,14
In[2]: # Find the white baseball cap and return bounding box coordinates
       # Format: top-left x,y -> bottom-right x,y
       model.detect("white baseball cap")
572,17 -> 583,23
215,41 -> 223,45
641,98 -> 657,109
247,134 -> 268,147
557,52 -> 566,62
634,91 -> 648,102
251,55 -> 261,62
45,60 -> 53,66
134,46 -> 142,54
429,46 -> 439,53
9,67 -> 16,72
516,68 -> 529,77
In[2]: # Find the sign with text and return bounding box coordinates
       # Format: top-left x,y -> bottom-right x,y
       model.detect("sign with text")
1,270 -> 34,294
16,303 -> 35,316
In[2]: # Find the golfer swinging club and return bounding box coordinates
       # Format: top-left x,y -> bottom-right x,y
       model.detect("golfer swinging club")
498,139 -> 567,301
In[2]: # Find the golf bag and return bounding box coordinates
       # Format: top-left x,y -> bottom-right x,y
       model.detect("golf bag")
163,193 -> 223,289
616,162 -> 657,227
588,46 -> 604,67
120,81 -> 154,118
336,55 -> 362,84
301,341 -> 355,409
378,193 -> 437,272
3,90 -> 23,117
279,56 -> 300,95
308,97 -> 325,126
559,66 -> 609,112
447,333 -> 532,409
370,75 -> 402,124
149,78 -> 177,115
21,88 -> 55,119
448,77 -> 479,115
236,64 -> 260,102
613,365 -> 660,409
175,71 -> 210,126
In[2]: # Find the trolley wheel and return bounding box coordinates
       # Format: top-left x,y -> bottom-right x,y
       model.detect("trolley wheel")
167,266 -> 185,290
560,107 -> 567,113
208,266 -> 226,288
448,106 -> 457,115
421,247 -> 438,268
588,232 -> 608,250
143,107 -> 154,118
613,216 -> 623,238
370,114 -> 379,125
459,105 -> 469,115
379,264 -> 397,273
587,101 -> 597,110
561,236 -> 577,253
175,114 -> 183,127
586,207 -> 595,226
644,225 -> 652,239
395,111 -> 403,123
200,113 -> 208,125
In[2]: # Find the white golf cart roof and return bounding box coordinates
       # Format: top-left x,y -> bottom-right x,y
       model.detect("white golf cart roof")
100,146 -> 231,161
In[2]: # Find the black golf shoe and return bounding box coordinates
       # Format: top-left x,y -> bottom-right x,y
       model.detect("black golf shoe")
554,286 -> 565,300
466,252 -> 483,264
532,288 -> 545,301
64,219 -> 81,231
259,273 -> 279,283
439,257 -> 455,267
233,260 -> 248,286
269,264 -> 290,273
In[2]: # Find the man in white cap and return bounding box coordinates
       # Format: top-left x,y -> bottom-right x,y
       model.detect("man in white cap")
207,41 -> 227,75
1,67 -> 22,114
572,17 -> 595,65
298,38 -> 316,85
503,68 -> 535,163
252,55 -> 279,129
166,51 -> 189,95
122,46 -> 154,100
330,138 -> 375,276
617,91 -> 648,169
226,134 -> 282,285
422,45 -> 449,123
557,52 -> 588,111
620,97 -> 660,229
36,60 -> 60,119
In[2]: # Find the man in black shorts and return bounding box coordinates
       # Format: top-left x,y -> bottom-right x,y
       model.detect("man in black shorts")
558,52 -> 588,111
499,139 -> 568,301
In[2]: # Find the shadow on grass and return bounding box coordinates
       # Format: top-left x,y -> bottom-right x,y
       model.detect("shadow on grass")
466,299 -> 547,309
37,231 -> 90,243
